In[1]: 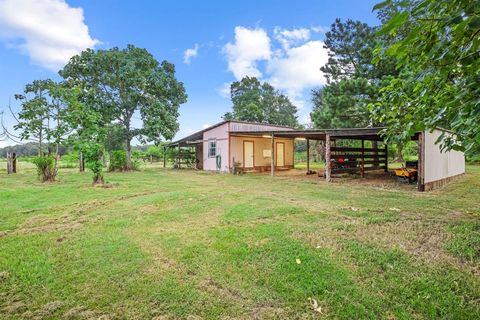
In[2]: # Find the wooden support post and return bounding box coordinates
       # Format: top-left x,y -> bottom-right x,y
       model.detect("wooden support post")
163,146 -> 167,168
177,144 -> 181,169
418,132 -> 425,191
361,139 -> 365,178
270,133 -> 275,177
79,152 -> 85,172
384,143 -> 388,172
372,140 -> 379,167
271,133 -> 275,177
306,138 -> 310,173
325,134 -> 331,182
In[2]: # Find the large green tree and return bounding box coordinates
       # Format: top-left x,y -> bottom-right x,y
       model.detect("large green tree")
371,0 -> 479,152
311,18 -> 397,129
223,76 -> 299,128
60,45 -> 187,170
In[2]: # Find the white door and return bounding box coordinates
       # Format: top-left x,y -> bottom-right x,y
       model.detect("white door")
244,141 -> 254,168
276,142 -> 285,167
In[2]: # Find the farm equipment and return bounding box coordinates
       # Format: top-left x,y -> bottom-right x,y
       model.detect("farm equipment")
394,161 -> 418,183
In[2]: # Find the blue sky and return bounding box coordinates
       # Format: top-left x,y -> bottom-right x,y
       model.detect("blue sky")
0,0 -> 380,147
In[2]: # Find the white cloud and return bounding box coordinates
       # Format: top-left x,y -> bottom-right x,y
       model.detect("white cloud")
267,40 -> 329,100
311,25 -> 330,34
202,124 -> 211,129
273,27 -> 310,50
0,0 -> 99,72
222,26 -> 329,110
222,26 -> 271,80
217,82 -> 231,98
183,43 -> 199,64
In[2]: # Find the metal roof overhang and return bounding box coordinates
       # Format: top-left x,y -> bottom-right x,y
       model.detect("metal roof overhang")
231,127 -> 388,141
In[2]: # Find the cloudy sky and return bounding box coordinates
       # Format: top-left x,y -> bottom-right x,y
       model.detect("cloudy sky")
0,0 -> 380,146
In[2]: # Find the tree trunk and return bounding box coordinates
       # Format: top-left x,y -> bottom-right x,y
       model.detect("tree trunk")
79,152 -> 85,172
93,173 -> 105,185
394,143 -> 404,162
126,138 -> 133,170
12,153 -> 16,173
6,152 -> 12,174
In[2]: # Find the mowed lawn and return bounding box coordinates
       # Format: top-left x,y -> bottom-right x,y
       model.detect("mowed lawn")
0,163 -> 479,319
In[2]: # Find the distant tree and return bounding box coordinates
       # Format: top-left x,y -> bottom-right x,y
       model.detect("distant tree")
371,0 -> 479,152
223,76 -> 298,128
60,45 -> 188,170
146,145 -> 162,162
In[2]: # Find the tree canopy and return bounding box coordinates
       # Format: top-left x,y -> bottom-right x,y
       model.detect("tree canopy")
223,76 -> 299,128
311,18 -> 396,130
60,44 -> 187,169
371,0 -> 479,152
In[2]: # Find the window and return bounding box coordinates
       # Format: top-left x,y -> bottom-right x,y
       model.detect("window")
208,139 -> 217,158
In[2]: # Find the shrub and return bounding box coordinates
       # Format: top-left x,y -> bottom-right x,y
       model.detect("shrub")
60,152 -> 79,168
83,143 -> 105,185
109,150 -> 128,171
31,155 -> 58,182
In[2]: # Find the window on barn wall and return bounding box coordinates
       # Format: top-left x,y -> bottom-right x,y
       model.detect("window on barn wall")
208,139 -> 217,158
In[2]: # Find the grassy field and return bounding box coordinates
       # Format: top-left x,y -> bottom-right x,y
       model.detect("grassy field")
0,162 -> 479,319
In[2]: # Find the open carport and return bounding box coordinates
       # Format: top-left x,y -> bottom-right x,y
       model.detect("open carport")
233,127 -> 465,192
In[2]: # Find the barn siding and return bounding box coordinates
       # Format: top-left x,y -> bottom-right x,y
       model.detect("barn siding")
202,122 -> 230,172
230,136 -> 294,169
423,129 -> 465,185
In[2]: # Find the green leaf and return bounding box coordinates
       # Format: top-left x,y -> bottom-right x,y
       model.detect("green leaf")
378,11 -> 409,35
468,17 -> 480,29
372,0 -> 391,12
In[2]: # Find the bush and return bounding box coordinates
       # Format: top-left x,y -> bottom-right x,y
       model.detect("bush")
109,150 -> 141,171
109,150 -> 128,171
31,155 -> 58,182
83,143 -> 105,185
60,152 -> 79,168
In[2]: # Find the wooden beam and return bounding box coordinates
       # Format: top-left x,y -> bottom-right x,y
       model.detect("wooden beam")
306,138 -> 310,173
418,132 -> 425,191
271,133 -> 275,177
384,143 -> 388,172
178,144 -> 181,169
361,139 -> 365,178
325,134 -> 331,182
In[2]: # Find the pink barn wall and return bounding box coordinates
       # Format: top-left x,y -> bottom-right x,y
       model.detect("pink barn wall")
202,122 -> 230,172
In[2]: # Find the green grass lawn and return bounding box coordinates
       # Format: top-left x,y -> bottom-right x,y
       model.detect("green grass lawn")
0,163 -> 479,319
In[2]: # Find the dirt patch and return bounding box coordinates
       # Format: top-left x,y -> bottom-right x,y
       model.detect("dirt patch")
63,306 -> 105,319
0,271 -> 10,281
2,301 -> 27,314
34,301 -> 65,317
199,278 -> 243,301
0,230 -> 9,237
251,305 -> 287,319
